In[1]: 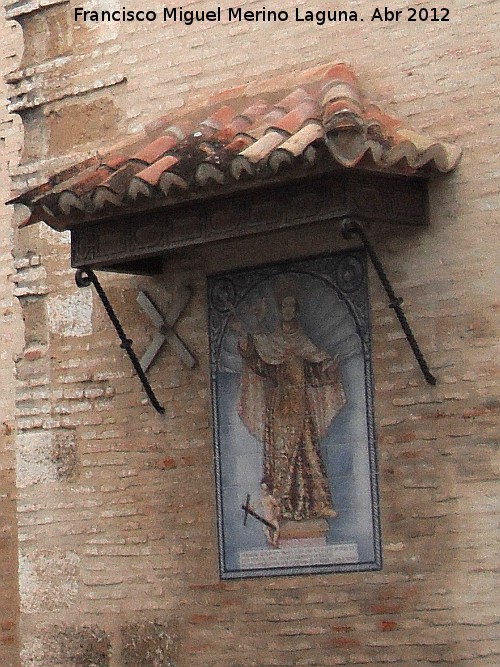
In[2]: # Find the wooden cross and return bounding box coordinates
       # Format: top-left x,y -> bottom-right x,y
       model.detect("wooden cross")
241,494 -> 275,530
137,287 -> 196,371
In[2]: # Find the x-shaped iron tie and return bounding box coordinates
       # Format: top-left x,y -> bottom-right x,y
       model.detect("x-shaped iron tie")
137,286 -> 196,372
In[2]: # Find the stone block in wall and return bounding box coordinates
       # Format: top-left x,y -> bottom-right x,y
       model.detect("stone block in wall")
19,295 -> 48,346
17,3 -> 72,68
46,289 -> 93,337
38,223 -> 70,246
52,625 -> 110,667
15,429 -> 78,487
121,619 -> 178,667
48,98 -> 121,153
18,549 -> 79,614
16,431 -> 56,488
52,430 -> 79,480
21,624 -> 110,667
13,260 -> 48,298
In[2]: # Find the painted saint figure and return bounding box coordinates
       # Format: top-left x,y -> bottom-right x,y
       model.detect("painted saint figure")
260,482 -> 281,548
234,282 -> 346,524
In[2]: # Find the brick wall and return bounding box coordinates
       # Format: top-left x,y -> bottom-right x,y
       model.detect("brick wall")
3,0 -> 499,665
0,12 -> 23,667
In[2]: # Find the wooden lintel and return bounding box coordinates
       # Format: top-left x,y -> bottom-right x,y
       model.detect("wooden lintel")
70,173 -> 428,272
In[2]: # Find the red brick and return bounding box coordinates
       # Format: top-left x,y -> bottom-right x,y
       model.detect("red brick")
158,457 -> 177,470
379,620 -> 398,632
0,620 -> 15,632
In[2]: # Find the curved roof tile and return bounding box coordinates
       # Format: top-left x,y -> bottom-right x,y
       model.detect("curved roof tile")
11,62 -> 461,229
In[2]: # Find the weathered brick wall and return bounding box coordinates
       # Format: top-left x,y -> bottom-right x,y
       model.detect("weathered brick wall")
3,0 -> 499,665
0,11 -> 23,667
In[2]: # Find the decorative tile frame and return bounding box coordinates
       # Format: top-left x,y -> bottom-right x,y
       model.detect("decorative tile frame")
208,250 -> 381,578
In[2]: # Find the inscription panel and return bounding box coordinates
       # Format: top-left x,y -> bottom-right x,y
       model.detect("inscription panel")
239,542 -> 359,570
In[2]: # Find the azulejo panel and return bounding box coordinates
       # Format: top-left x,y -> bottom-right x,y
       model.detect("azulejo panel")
208,249 -> 381,578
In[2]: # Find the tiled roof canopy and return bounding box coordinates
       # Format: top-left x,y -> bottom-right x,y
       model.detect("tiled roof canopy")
12,63 -> 460,231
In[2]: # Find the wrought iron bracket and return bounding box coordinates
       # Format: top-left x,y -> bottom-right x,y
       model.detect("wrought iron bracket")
75,268 -> 165,413
341,219 -> 437,385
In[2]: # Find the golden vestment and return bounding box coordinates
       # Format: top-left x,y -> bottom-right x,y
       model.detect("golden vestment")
238,327 -> 346,521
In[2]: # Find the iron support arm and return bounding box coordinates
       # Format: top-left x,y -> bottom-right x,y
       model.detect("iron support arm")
75,268 -> 165,413
342,219 -> 437,386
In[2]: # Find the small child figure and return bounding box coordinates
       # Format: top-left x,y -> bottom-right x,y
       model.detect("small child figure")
261,482 -> 281,548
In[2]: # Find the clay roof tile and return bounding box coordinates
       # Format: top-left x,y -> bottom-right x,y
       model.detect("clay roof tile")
11,62 -> 461,229
133,155 -> 179,187
133,135 -> 179,164
271,99 -> 321,134
275,88 -> 310,112
200,105 -> 237,131
239,130 -> 287,164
